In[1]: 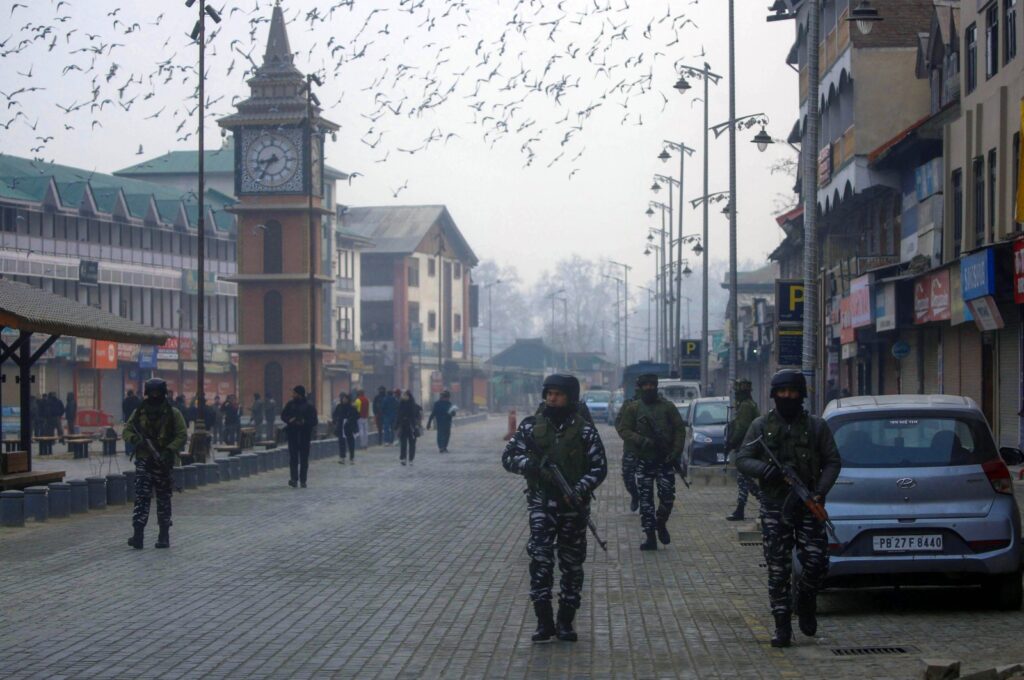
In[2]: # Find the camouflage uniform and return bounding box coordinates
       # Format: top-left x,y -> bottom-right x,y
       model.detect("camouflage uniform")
503,412 -> 607,609
616,394 -> 686,546
123,400 -> 188,532
736,409 -> 841,620
726,384 -> 761,519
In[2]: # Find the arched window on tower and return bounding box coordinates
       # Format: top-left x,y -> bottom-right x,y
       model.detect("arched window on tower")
263,220 -> 282,273
264,290 -> 283,344
264,361 -> 283,409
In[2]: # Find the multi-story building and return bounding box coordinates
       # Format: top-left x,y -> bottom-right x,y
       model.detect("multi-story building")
343,205 -> 479,406
0,153 -> 238,417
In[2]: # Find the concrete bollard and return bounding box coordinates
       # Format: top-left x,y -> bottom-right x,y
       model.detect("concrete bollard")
258,450 -> 269,472
195,463 -> 207,486
182,465 -> 198,490
48,482 -> 71,518
85,477 -> 106,510
24,486 -> 48,522
124,470 -> 136,503
216,458 -> 230,482
237,454 -> 251,478
69,479 -> 89,513
204,462 -> 220,483
278,449 -> 288,468
228,456 -> 241,480
171,467 -> 185,491
244,453 -> 259,476
105,474 -> 127,506
0,490 -> 25,527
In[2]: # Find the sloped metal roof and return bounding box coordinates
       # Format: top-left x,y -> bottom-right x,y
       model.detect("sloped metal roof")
343,205 -> 478,265
0,278 -> 168,345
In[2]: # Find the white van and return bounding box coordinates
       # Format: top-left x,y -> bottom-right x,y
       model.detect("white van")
658,380 -> 701,406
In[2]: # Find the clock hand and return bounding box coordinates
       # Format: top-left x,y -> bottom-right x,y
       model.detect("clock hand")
257,154 -> 280,179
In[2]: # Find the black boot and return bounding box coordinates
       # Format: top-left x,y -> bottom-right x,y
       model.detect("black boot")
556,605 -> 578,642
656,517 -> 671,545
629,493 -> 639,513
640,530 -> 658,551
155,525 -> 170,549
127,525 -> 144,550
771,613 -> 792,648
726,505 -> 745,521
796,589 -> 818,637
531,601 -> 556,642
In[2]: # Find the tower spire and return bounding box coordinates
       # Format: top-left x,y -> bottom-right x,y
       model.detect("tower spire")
263,2 -> 294,70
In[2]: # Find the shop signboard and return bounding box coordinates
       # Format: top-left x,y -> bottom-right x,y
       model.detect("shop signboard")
913,270 -> 951,324
841,343 -> 857,360
874,282 -> 896,331
949,261 -> 973,325
961,248 -> 996,301
157,337 -> 179,361
117,343 -> 139,362
776,280 -> 805,323
138,346 -> 158,369
680,340 -> 702,362
91,340 -> 118,370
849,275 -> 872,328
777,328 -> 802,366
892,340 -> 911,360
967,296 -> 1005,331
839,297 -> 855,344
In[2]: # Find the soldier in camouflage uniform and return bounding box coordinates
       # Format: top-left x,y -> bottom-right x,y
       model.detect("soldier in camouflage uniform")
616,374 -> 686,551
503,374 -> 607,643
726,378 -> 761,521
123,378 -> 188,550
736,370 -> 841,647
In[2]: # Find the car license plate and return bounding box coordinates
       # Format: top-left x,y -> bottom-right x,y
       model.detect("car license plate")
716,453 -> 726,463
872,534 -> 943,552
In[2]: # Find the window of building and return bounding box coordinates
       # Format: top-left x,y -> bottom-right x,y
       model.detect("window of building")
952,168 -> 964,256
1007,0 -> 1019,63
974,155 -> 986,246
988,148 -> 998,236
427,258 -> 436,277
336,306 -> 354,340
264,290 -> 283,343
336,248 -> 354,280
361,256 -> 393,285
986,4 -> 1000,78
967,23 -> 978,92
263,221 -> 282,273
428,310 -> 437,332
454,313 -> 462,333
361,300 -> 394,340
407,258 -> 420,287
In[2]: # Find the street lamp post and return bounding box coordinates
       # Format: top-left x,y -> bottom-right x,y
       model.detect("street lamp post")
644,236 -> 663,363
303,72 -> 324,406
639,286 -> 655,360
544,288 -> 566,368
601,275 -> 624,374
658,141 -> 695,375
648,201 -> 671,364
607,260 -> 632,367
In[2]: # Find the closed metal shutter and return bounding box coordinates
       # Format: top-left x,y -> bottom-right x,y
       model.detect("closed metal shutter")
923,327 -> 940,394
960,326 -> 983,407
997,306 -> 1021,448
882,340 -> 900,395
942,324 -> 961,395
901,330 -> 920,394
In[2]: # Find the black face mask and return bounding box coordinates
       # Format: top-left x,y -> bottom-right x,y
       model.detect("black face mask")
773,396 -> 803,421
640,388 -> 658,404
543,404 -> 573,422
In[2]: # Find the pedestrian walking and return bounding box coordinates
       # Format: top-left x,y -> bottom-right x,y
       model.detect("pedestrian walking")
264,395 -> 279,441
64,392 -> 77,436
616,373 -> 686,551
251,393 -> 265,440
396,390 -> 422,465
726,378 -> 761,521
501,374 -> 607,643
122,389 -> 142,456
212,395 -> 223,443
282,386 -> 317,488
49,393 -> 66,441
29,395 -> 42,437
332,393 -> 359,463
354,388 -> 370,449
372,386 -> 387,445
123,378 -> 188,550
426,390 -> 456,452
221,395 -> 240,445
381,388 -> 398,444
735,369 -> 842,648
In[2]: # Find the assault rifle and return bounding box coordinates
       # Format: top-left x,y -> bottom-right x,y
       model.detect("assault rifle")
542,460 -> 608,552
751,435 -> 837,542
126,424 -> 178,492
637,414 -> 691,488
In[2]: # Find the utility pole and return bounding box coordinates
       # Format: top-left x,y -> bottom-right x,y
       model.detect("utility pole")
802,0 -> 821,413
608,260 -> 632,367
727,0 -> 739,392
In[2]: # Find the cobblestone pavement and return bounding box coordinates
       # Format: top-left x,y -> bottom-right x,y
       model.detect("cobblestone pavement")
2,417 -> 1023,679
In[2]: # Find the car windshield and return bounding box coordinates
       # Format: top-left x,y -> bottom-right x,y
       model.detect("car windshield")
691,402 -> 729,426
661,386 -> 699,402
584,391 -> 611,403
831,415 -> 998,468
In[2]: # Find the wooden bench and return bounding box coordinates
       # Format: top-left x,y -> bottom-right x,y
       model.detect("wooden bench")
65,436 -> 95,460
0,470 -> 65,490
33,435 -> 59,456
214,445 -> 242,457
99,435 -> 119,456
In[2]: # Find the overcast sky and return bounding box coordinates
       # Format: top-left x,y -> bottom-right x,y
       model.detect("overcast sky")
0,0 -> 798,290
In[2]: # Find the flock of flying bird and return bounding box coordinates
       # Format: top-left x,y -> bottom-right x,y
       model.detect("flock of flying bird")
1,0 -> 708,189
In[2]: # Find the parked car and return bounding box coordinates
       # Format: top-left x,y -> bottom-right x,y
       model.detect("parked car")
815,395 -> 1024,610
659,379 -> 701,407
682,397 -> 731,466
582,390 -> 612,424
607,390 -> 626,424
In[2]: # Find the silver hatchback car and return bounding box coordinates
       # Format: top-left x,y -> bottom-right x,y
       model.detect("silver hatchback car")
820,395 -> 1024,610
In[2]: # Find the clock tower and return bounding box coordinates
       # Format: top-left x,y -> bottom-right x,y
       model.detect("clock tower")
218,3 -> 338,410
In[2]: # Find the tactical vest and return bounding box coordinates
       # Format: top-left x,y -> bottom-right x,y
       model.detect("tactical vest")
634,398 -> 676,462
529,414 -> 589,497
133,402 -> 179,458
761,410 -> 820,499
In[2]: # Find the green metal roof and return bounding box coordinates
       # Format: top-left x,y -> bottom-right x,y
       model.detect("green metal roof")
114,143 -> 237,177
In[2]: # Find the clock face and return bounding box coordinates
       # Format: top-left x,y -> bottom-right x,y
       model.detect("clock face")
239,127 -> 305,194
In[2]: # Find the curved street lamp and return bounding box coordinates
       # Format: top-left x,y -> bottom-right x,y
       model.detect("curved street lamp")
848,0 -> 883,35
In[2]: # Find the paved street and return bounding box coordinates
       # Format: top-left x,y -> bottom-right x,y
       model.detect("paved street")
2,416 -> 1023,679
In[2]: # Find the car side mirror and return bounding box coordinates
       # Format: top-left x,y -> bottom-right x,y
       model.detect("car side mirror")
999,446 -> 1024,466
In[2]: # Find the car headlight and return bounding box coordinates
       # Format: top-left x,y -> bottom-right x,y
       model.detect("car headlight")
694,432 -> 713,444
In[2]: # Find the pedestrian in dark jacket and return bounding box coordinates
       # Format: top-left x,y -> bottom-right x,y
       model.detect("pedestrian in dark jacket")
221,395 -> 240,445
372,386 -> 387,445
332,393 -> 359,463
381,389 -> 398,444
174,395 -> 190,428
122,390 -> 142,424
282,386 -> 317,488
396,390 -> 422,465
426,390 -> 456,453
65,392 -> 77,435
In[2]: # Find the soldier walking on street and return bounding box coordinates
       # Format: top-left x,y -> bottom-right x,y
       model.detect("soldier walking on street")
616,374 -> 686,550
726,378 -> 761,521
123,378 -> 188,550
736,369 -> 842,648
502,374 -> 607,643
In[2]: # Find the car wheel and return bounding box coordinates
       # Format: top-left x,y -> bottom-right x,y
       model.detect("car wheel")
982,570 -> 1023,611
